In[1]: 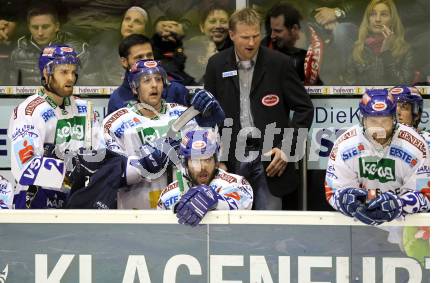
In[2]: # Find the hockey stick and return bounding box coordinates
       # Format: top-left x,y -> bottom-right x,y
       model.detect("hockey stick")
84,100 -> 94,149
166,106 -> 200,139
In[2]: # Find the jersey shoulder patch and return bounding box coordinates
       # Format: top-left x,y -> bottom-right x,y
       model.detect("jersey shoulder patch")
24,96 -> 46,116
395,125 -> 428,158
103,108 -> 130,133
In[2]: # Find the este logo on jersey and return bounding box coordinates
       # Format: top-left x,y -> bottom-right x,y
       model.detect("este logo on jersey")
55,116 -> 86,144
359,158 -> 396,183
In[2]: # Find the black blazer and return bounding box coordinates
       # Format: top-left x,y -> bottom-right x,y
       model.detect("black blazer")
204,46 -> 314,196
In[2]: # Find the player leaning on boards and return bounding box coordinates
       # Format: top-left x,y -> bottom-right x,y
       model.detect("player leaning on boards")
389,85 -> 430,148
324,89 -> 429,225
158,129 -> 253,226
103,59 -> 225,209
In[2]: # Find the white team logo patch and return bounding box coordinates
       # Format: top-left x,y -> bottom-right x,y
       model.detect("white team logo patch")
389,87 -> 404,95
60,47 -> 73,53
192,141 -> 206,150
144,61 -> 158,68
372,101 -> 387,111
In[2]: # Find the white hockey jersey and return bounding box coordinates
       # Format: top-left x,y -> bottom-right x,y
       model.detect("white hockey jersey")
103,101 -> 198,209
325,124 -> 430,215
157,168 -> 253,210
8,91 -> 103,208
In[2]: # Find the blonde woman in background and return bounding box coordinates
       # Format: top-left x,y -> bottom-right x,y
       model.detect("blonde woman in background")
345,0 -> 414,85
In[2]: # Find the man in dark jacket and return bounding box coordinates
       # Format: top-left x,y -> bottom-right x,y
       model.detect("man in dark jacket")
204,8 -> 314,210
263,2 -> 323,85
107,34 -> 189,115
9,3 -> 88,86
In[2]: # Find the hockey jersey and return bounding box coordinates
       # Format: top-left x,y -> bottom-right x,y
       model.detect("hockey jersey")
157,168 -> 253,210
325,123 -> 430,216
8,91 -> 103,208
103,100 -> 198,209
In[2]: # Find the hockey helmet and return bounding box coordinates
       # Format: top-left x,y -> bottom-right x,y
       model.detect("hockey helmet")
359,89 -> 396,117
180,129 -> 220,160
39,44 -> 80,78
389,86 -> 423,117
128,59 -> 168,93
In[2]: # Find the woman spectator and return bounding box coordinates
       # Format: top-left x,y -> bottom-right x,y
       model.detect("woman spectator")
85,6 -> 150,85
345,0 -> 414,85
184,6 -> 232,84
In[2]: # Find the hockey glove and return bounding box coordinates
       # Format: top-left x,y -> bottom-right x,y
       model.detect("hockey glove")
334,188 -> 367,217
174,185 -> 220,226
190,88 -> 216,116
354,192 -> 403,225
67,147 -> 107,180
190,88 -> 225,127
138,137 -> 180,175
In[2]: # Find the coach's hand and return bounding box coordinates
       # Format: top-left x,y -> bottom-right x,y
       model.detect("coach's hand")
264,148 -> 287,177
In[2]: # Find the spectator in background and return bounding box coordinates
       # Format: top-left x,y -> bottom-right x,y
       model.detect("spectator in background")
263,2 -> 322,85
61,0 -> 138,41
107,34 -> 188,115
152,16 -> 196,86
345,0 -> 414,85
9,3 -> 88,86
204,8 -> 314,210
184,5 -> 232,84
0,0 -> 25,85
85,6 -> 150,85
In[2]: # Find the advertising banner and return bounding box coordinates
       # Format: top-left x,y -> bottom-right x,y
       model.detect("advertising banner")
0,212 -> 430,283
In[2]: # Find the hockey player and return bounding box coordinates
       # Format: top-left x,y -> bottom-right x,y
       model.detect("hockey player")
158,129 -> 253,226
324,89 -> 430,225
103,59 -> 225,209
389,85 -> 430,147
8,44 -> 104,208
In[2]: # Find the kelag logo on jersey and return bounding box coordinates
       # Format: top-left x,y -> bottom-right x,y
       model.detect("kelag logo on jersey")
136,121 -> 176,144
359,158 -> 396,183
55,116 -> 86,144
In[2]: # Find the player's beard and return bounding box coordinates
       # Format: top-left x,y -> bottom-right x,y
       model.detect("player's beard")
189,168 -> 216,186
49,76 -> 74,97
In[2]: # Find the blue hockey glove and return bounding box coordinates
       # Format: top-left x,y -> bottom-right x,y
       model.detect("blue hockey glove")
138,137 -> 180,174
334,188 -> 367,217
174,185 -> 220,226
354,192 -> 403,225
190,88 -> 216,116
190,88 -> 225,127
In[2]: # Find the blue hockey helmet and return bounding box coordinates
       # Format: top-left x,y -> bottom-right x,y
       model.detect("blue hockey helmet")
180,129 -> 220,160
359,89 -> 396,117
128,59 -> 168,93
39,44 -> 80,79
389,86 -> 423,117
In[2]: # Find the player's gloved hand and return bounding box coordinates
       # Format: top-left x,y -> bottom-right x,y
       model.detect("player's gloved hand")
334,188 -> 367,217
67,147 -> 107,178
190,88 -> 225,127
190,88 -> 216,116
138,137 -> 180,174
354,192 -> 403,225
174,185 -> 220,226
